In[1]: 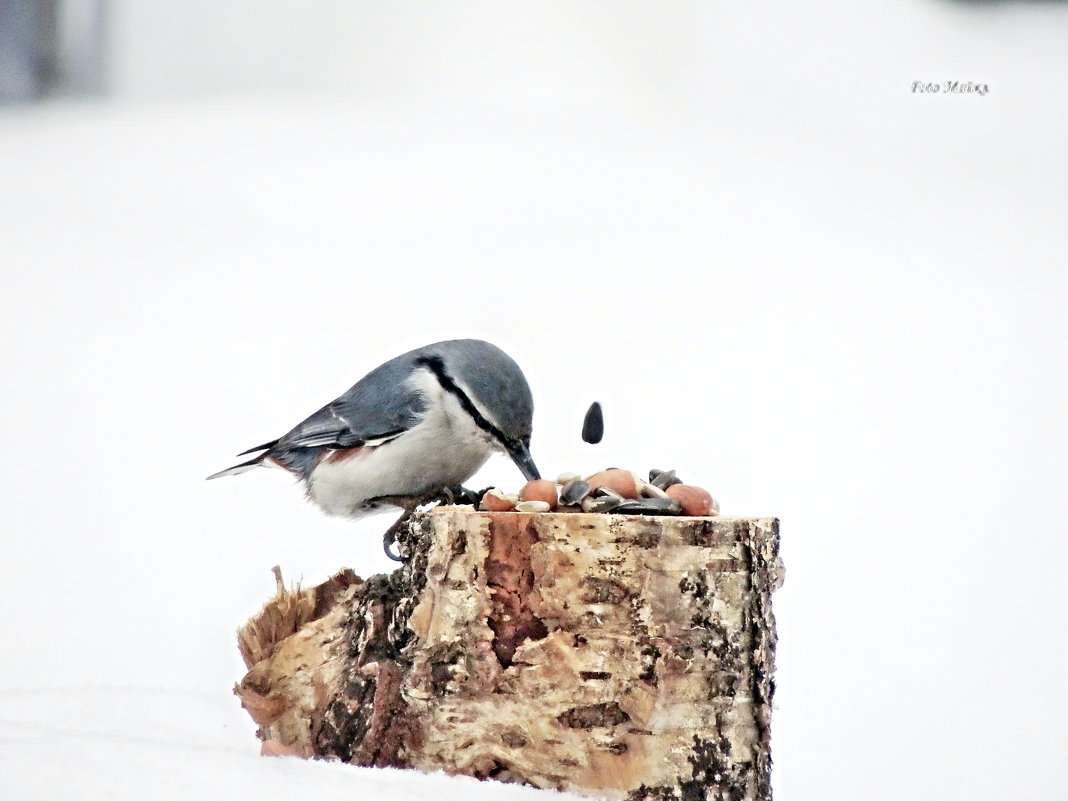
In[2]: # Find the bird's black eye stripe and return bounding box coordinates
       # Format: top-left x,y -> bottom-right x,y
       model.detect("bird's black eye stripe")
416,356 -> 517,449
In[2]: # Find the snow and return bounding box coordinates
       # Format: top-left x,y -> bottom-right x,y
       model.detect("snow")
2,2 -> 1068,799
0,688 -> 582,801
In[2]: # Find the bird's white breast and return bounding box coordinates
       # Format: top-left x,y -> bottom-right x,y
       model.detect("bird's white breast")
305,367 -> 496,518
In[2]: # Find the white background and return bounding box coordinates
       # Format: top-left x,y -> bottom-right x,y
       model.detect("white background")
2,2 -> 1067,799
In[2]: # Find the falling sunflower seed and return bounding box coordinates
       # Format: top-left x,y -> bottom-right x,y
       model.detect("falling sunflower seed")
582,401 -> 604,444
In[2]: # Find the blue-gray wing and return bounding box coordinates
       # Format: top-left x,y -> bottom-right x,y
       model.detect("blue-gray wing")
274,354 -> 428,450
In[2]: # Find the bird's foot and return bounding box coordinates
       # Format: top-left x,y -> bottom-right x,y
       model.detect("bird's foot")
442,485 -> 480,507
417,486 -> 480,508
378,487 -> 481,561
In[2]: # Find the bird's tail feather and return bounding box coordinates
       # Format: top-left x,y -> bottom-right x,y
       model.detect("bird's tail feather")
236,440 -> 279,457
206,455 -> 266,480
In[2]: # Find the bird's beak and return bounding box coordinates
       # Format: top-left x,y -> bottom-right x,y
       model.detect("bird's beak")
507,441 -> 541,482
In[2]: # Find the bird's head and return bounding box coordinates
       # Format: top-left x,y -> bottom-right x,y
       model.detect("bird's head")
417,340 -> 540,481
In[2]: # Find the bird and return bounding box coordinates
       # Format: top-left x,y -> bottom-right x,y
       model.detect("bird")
208,339 -> 540,558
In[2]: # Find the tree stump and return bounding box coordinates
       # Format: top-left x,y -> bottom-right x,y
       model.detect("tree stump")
236,508 -> 784,800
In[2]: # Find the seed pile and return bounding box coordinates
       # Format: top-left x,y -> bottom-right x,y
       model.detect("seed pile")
477,468 -> 720,518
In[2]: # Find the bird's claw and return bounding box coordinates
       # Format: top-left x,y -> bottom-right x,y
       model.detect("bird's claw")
382,510 -> 413,562
383,537 -> 402,562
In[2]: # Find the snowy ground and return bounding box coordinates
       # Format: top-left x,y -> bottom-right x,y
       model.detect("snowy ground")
2,2 -> 1068,799
0,688 -> 585,800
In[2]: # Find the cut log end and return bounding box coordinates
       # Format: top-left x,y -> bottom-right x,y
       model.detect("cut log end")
236,509 -> 783,801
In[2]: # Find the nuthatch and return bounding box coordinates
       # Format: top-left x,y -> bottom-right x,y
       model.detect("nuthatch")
208,339 -> 540,557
